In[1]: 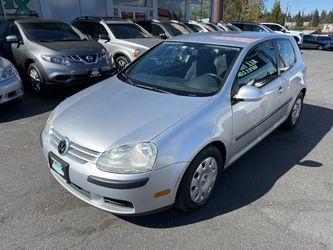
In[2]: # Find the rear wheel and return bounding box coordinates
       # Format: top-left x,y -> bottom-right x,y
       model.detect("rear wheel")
318,45 -> 324,50
284,92 -> 304,130
28,63 -> 45,96
176,146 -> 223,212
115,56 -> 130,72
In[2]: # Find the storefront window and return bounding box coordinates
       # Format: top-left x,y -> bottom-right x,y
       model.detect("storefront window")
190,0 -> 211,20
158,0 -> 185,20
114,0 -> 152,7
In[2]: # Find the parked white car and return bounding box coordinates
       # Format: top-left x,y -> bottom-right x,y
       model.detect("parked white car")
261,23 -> 303,44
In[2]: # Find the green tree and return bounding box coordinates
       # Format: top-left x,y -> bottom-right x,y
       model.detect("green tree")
320,10 -> 327,23
327,10 -> 333,23
223,0 -> 264,22
295,11 -> 303,27
311,9 -> 320,26
269,1 -> 285,25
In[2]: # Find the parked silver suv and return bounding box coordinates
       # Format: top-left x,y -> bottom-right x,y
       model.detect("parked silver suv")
72,17 -> 162,71
1,19 -> 114,95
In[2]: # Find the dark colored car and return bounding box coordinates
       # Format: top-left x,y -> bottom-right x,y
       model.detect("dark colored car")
316,36 -> 333,50
231,22 -> 274,33
0,19 -> 114,95
136,20 -> 193,39
300,35 -> 326,50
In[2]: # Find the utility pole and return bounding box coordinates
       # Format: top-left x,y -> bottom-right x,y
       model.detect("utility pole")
211,0 -> 224,22
285,0 -> 290,24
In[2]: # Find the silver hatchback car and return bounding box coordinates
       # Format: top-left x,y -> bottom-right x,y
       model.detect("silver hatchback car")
41,32 -> 306,215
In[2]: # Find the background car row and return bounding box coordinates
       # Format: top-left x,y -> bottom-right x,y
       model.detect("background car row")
1,17 -> 332,104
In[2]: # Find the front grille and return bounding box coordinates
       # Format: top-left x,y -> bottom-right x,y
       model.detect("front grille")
62,52 -> 106,64
49,128 -> 101,164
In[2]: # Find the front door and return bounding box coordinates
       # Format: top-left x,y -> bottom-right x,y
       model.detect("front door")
230,41 -> 281,162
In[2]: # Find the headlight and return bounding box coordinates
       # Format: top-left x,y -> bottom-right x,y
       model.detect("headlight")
0,64 -> 18,82
41,55 -> 70,65
44,109 -> 56,135
97,143 -> 157,174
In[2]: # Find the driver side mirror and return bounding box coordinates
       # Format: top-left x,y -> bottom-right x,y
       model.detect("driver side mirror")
6,35 -> 19,43
233,85 -> 264,102
159,33 -> 168,39
99,34 -> 110,42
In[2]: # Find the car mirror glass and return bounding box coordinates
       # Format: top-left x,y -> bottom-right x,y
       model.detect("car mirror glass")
159,33 -> 168,39
99,34 -> 110,42
6,35 -> 19,43
233,85 -> 264,102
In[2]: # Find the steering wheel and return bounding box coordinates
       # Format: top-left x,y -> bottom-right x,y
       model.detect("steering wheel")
203,73 -> 224,82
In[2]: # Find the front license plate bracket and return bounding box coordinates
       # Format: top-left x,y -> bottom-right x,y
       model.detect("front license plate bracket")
48,152 -> 71,184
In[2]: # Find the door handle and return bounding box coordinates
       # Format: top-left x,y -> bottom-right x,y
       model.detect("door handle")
278,86 -> 284,94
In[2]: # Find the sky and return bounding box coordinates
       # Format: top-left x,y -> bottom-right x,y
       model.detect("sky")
265,0 -> 333,15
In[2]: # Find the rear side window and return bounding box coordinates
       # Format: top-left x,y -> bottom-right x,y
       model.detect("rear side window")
276,39 -> 296,70
73,22 -> 98,38
237,41 -> 278,88
152,24 -> 165,36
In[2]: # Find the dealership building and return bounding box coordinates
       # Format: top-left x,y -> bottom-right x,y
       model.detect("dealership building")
0,0 -> 223,22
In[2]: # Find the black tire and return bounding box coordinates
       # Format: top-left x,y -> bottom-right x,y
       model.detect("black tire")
318,45 -> 324,50
283,92 -> 304,130
27,63 -> 45,96
176,146 -> 223,212
115,56 -> 130,72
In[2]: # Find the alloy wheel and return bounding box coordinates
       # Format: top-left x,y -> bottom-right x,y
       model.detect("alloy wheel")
29,68 -> 42,93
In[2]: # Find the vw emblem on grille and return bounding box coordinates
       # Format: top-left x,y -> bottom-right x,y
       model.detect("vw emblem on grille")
86,55 -> 94,62
58,138 -> 70,156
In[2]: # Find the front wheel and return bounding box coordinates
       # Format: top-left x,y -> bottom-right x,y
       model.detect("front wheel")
115,56 -> 130,72
284,92 -> 304,130
28,63 -> 45,96
318,45 -> 324,50
176,146 -> 223,212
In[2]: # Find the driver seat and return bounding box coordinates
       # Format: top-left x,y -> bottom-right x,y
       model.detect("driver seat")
185,49 -> 217,80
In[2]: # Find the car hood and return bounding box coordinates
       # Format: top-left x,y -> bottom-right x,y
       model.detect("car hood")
122,37 -> 162,49
53,77 -> 210,152
0,57 -> 10,68
35,40 -> 104,54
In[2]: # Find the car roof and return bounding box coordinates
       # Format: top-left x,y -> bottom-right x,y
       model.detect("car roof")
73,16 -> 133,24
16,19 -> 67,24
167,32 -> 289,48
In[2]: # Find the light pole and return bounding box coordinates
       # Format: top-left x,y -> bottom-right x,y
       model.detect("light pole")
211,0 -> 224,22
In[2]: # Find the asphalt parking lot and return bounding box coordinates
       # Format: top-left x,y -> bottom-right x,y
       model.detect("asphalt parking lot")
0,49 -> 332,249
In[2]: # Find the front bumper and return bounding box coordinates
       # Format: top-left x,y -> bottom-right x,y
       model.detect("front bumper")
0,75 -> 24,104
41,130 -> 187,215
37,59 -> 115,85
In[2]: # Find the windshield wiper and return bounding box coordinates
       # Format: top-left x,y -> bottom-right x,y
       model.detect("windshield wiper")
118,72 -> 135,86
135,84 -> 173,95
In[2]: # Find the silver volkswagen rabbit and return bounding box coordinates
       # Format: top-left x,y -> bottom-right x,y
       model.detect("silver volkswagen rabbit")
41,32 -> 306,215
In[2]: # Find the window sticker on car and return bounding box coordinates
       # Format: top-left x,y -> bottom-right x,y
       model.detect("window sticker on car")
211,35 -> 257,43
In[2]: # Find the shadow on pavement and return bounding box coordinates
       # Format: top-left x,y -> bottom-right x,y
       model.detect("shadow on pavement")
123,103 -> 333,228
0,85 -> 90,123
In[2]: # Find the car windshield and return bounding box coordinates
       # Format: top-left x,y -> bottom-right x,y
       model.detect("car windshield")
186,23 -> 206,33
120,42 -> 241,97
107,23 -> 152,39
317,36 -> 332,41
225,24 -> 241,31
202,23 -> 219,32
21,22 -> 85,42
163,22 -> 191,36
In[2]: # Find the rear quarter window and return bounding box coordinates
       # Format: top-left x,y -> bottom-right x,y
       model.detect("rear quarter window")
276,39 -> 296,70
